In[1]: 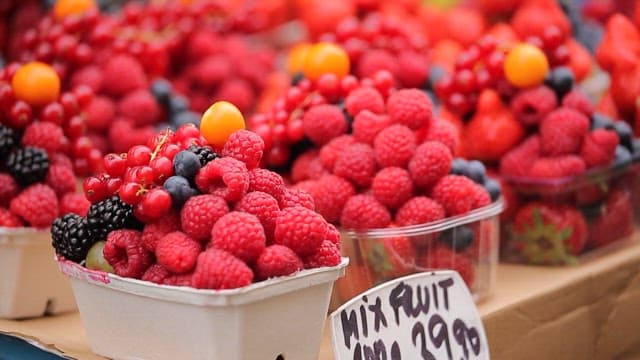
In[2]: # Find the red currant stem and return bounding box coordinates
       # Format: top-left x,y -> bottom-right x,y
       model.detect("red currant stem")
285,90 -> 318,125
150,129 -> 172,161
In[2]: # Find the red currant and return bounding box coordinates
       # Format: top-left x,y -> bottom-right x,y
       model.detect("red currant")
83,176 -> 108,203
139,188 -> 172,219
119,182 -> 145,205
133,166 -> 155,185
60,92 -> 79,116
65,115 -> 86,139
40,102 -> 65,125
0,83 -> 15,110
286,119 -> 305,142
127,145 -> 152,166
266,145 -> 290,167
149,156 -> 173,182
73,85 -> 93,107
73,136 -> 93,158
542,26 -> 564,49
8,101 -> 33,129
455,69 -> 477,94
160,143 -> 181,160
88,148 -> 104,173
175,124 -> 200,142
104,153 -> 127,177
106,177 -> 123,195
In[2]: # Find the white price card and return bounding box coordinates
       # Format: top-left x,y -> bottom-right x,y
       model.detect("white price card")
330,271 -> 489,360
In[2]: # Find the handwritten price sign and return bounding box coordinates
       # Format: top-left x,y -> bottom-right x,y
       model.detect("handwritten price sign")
330,271 -> 489,360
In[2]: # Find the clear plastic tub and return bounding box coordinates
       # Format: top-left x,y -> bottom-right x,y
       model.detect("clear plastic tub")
0,228 -> 76,319
333,199 -> 503,307
500,162 -> 640,265
58,258 -> 347,360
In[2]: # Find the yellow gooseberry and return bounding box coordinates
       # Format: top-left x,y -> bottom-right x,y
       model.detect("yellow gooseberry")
200,101 -> 246,147
11,62 -> 61,107
53,0 -> 97,19
286,43 -> 312,75
302,42 -> 350,81
503,43 -> 549,88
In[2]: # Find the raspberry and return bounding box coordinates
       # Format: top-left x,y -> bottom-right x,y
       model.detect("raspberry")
180,195 -> 229,242
191,249 -> 253,289
156,231 -> 201,274
235,191 -> 280,240
344,86 -> 385,117
142,212 -> 181,251
303,240 -> 341,269
291,151 -> 326,182
357,49 -> 399,81
70,65 -> 103,92
0,208 -> 22,227
431,175 -> 481,216
190,55 -> 230,88
319,135 -> 355,172
340,195 -> 391,230
117,89 -> 162,127
422,121 -> 459,154
109,119 -> 155,153
540,107 -> 590,156
371,167 -> 414,210
580,129 -> 619,167
510,86 -> 558,126
307,175 -> 356,223
141,264 -> 171,284
274,206 -> 328,256
21,121 -> 65,155
470,184 -> 491,209
103,229 -> 153,279
352,110 -> 392,145
562,90 -> 594,116
334,143 -> 377,187
529,155 -> 586,178
50,153 -> 73,169
163,273 -> 194,287
374,124 -> 417,168
386,89 -> 433,130
0,173 -> 18,207
215,79 -> 255,113
86,96 -> 116,132
254,244 -> 303,280
302,104 -> 348,145
221,130 -> 264,169
397,51 -> 429,88
278,188 -> 315,210
324,224 -> 340,248
46,164 -> 76,196
408,141 -> 452,188
9,184 -> 58,228
195,157 -> 249,202
421,245 -> 475,286
101,55 -> 147,97
211,211 -> 266,263
395,197 -> 445,226
59,193 -> 90,216
499,136 -> 542,177
248,168 -> 285,199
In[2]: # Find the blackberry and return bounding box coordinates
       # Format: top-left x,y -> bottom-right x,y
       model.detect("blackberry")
188,145 -> 218,166
86,196 -> 140,241
150,78 -> 173,106
5,147 -> 49,186
439,226 -> 474,252
0,124 -> 17,158
52,214 -> 95,263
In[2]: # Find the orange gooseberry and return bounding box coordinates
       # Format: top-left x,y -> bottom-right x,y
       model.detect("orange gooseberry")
200,101 -> 246,147
286,43 -> 312,75
53,0 -> 97,19
11,62 -> 61,107
503,43 -> 549,88
302,42 -> 350,81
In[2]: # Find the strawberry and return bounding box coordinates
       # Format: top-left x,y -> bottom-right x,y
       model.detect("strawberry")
510,202 -> 588,265
364,235 -> 416,281
511,0 -> 571,41
588,190 -> 634,248
464,89 -> 525,163
596,14 -> 640,73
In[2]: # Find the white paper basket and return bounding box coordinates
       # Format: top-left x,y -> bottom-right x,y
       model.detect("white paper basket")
59,257 -> 348,360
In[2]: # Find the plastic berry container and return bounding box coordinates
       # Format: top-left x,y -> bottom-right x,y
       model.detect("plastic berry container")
0,227 -> 76,319
333,199 -> 503,307
57,257 -> 347,360
500,161 -> 640,265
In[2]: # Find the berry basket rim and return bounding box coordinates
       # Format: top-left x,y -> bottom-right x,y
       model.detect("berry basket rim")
0,227 -> 49,243
57,257 -> 348,307
340,197 -> 504,239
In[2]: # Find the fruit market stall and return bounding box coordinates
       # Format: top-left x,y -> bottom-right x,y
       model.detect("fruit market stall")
1,240 -> 639,359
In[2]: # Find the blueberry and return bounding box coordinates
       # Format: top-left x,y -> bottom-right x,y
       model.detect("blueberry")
614,146 -> 632,169
575,22 -> 603,54
632,139 -> 640,161
173,150 -> 201,179
450,158 -> 468,176
591,113 -> 615,130
426,65 -> 446,90
466,160 -> 486,184
544,67 -> 574,99
163,176 -> 198,208
291,72 -> 305,86
613,121 -> 633,151
150,79 -> 173,106
168,95 -> 190,114
439,226 -> 474,252
171,110 -> 200,128
484,179 -> 501,201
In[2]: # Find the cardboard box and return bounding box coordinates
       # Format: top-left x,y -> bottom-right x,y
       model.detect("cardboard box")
0,243 -> 639,359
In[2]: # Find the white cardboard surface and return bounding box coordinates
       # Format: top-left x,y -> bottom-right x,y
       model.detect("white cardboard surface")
330,271 -> 489,360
